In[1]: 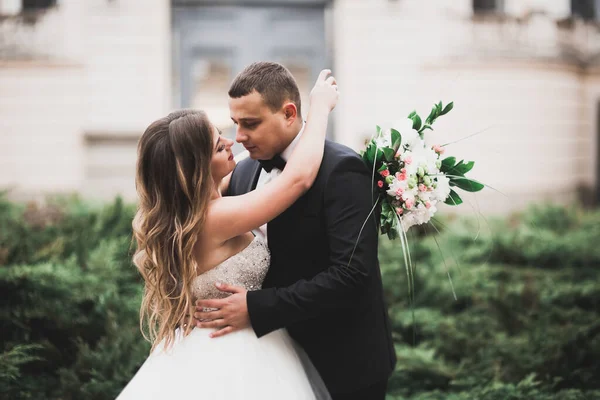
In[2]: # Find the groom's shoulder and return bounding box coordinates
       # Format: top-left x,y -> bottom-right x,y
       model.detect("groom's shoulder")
232,157 -> 258,179
236,157 -> 256,170
231,157 -> 256,179
323,140 -> 365,172
324,140 -> 361,162
227,157 -> 257,195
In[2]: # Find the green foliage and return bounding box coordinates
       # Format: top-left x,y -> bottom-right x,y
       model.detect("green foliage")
1,194 -> 599,399
0,194 -> 149,399
382,204 -> 600,398
422,101 -> 453,132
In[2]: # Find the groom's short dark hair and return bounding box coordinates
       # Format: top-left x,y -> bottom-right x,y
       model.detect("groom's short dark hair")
229,61 -> 302,118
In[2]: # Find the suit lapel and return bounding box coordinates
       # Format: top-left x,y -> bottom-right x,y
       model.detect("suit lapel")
248,160 -> 262,192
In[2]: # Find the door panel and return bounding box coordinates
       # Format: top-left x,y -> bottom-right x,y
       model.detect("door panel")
173,4 -> 329,148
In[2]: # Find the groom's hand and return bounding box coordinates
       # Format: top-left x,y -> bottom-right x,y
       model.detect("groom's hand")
194,283 -> 250,338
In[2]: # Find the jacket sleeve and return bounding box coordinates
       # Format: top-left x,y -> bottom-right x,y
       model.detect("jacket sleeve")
246,155 -> 380,338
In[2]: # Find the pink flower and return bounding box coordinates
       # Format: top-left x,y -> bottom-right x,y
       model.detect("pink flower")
380,169 -> 390,177
396,172 -> 407,181
395,188 -> 404,197
403,156 -> 413,165
401,168 -> 407,174
419,184 -> 427,192
433,144 -> 445,155
425,201 -> 432,209
404,199 -> 414,209
396,207 -> 403,215
377,180 -> 384,188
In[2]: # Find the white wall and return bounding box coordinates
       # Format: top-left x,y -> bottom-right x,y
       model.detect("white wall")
82,0 -> 171,133
0,62 -> 85,193
420,62 -> 587,213
0,0 -> 171,200
331,0 -> 598,213
0,0 -> 597,211
583,69 -> 600,191
80,0 -> 171,200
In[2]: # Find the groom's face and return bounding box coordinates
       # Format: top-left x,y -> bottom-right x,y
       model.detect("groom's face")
229,91 -> 291,160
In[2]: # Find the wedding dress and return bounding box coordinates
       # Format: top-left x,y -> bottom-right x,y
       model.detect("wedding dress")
116,237 -> 330,399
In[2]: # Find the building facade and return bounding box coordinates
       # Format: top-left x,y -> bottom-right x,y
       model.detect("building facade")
1,0 -> 599,214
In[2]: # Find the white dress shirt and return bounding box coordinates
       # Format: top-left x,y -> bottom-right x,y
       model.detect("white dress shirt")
253,123 -> 305,242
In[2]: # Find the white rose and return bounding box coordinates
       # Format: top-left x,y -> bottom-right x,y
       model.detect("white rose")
424,148 -> 440,174
427,203 -> 438,219
418,190 -> 431,202
400,204 -> 432,231
374,128 -> 392,148
387,178 -> 407,199
434,175 -> 451,201
392,118 -> 419,150
401,187 -> 418,202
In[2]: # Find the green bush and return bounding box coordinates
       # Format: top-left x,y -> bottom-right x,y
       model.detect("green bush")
0,194 -> 149,399
382,203 -> 600,399
1,195 -> 599,399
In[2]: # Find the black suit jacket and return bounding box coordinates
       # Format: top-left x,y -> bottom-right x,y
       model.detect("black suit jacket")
226,140 -> 396,394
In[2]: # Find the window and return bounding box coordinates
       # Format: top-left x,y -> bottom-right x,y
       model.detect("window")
0,0 -> 56,16
571,0 -> 599,21
473,0 -> 503,14
22,0 -> 56,11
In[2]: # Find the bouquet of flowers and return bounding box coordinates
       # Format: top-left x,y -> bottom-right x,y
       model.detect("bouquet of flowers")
362,101 -> 484,240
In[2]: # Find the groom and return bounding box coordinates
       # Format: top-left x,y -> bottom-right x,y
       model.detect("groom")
195,62 -> 396,399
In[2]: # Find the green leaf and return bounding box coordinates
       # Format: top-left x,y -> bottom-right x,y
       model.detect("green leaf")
425,105 -> 438,125
444,189 -> 463,205
419,124 -> 433,133
362,143 -> 375,165
451,177 -> 485,192
362,142 -> 385,167
448,160 -> 475,176
410,114 -> 422,131
390,129 -> 402,152
381,200 -> 400,240
408,110 -> 417,119
380,200 -> 396,238
447,160 -> 465,176
441,101 -> 454,115
383,147 -> 396,162
381,200 -> 390,217
440,156 -> 456,173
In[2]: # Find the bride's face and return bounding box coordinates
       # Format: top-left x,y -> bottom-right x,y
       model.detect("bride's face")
210,126 -> 235,182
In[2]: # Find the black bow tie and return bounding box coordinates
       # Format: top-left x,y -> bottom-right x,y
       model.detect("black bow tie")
258,155 -> 287,173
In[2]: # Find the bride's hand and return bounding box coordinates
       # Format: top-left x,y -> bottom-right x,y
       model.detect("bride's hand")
309,69 -> 339,113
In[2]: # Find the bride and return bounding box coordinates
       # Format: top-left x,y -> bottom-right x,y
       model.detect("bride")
116,70 -> 338,399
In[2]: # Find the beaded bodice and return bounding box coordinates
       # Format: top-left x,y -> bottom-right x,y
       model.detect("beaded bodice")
191,238 -> 270,300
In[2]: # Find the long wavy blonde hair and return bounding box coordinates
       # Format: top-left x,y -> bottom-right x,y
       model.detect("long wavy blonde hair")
132,109 -> 214,351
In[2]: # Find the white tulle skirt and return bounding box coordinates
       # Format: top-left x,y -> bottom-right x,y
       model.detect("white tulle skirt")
116,327 -> 330,400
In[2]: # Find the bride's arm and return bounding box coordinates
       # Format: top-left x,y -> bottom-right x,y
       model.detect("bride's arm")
206,70 -> 338,243
218,150 -> 250,195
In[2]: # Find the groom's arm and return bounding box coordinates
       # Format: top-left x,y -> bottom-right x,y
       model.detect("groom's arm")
246,155 -> 379,338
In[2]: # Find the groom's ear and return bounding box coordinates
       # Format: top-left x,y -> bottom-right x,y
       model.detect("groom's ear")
282,102 -> 298,123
